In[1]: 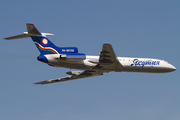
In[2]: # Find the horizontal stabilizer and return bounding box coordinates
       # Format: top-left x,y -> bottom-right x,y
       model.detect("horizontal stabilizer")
4,33 -> 30,40
4,23 -> 54,40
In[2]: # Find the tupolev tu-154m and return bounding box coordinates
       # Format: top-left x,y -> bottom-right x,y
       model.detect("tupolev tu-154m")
4,23 -> 176,85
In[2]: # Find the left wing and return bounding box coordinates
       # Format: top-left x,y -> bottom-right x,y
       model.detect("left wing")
92,43 -> 124,70
34,70 -> 104,85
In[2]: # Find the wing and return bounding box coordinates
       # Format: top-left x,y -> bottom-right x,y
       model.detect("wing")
34,70 -> 104,85
94,43 -> 124,70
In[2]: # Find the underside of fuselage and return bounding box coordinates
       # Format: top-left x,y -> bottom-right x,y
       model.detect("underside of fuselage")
120,67 -> 175,73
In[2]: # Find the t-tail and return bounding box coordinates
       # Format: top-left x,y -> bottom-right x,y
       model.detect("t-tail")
4,23 -> 60,55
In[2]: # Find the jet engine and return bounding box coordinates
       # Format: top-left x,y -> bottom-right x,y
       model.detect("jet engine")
59,53 -> 86,61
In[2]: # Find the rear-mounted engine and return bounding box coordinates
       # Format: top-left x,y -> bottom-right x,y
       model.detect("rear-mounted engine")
60,53 -> 86,61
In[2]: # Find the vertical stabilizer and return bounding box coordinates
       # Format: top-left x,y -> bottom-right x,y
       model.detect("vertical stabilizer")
26,23 -> 59,54
26,23 -> 41,35
31,36 -> 59,54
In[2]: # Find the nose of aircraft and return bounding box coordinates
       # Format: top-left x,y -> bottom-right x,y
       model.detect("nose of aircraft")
168,64 -> 176,72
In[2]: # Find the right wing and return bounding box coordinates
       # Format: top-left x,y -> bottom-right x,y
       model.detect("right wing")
34,70 -> 104,85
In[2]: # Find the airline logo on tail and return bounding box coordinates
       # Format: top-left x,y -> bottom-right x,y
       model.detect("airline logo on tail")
42,38 -> 48,45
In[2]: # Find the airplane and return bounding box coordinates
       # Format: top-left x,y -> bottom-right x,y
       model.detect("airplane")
4,23 -> 176,85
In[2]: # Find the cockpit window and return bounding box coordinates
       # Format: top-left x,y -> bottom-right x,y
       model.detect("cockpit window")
164,61 -> 169,64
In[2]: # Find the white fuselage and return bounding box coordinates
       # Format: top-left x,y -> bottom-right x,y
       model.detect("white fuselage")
44,54 -> 176,73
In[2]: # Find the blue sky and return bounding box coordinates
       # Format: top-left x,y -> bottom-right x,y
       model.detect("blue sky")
1,0 -> 180,120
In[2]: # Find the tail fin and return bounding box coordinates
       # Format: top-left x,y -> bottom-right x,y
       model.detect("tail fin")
26,23 -> 41,35
4,23 -> 59,54
31,36 -> 59,54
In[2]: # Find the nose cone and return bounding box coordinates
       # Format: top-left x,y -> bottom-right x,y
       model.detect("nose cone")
168,64 -> 176,72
